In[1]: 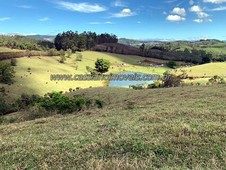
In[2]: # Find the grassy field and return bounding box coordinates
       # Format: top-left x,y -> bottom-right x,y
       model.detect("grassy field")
0,47 -> 24,52
0,51 -> 168,100
175,62 -> 226,77
1,85 -> 226,169
172,62 -> 226,85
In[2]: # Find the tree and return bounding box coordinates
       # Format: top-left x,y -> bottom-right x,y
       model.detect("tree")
166,61 -> 178,69
95,58 -> 110,73
0,62 -> 15,84
59,50 -> 66,63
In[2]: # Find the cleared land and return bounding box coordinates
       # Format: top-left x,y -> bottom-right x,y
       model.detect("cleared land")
173,62 -> 226,85
0,51 -> 168,100
1,85 -> 226,169
180,62 -> 226,77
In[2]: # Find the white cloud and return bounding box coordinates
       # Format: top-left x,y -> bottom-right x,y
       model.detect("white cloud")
110,8 -> 136,18
39,17 -> 50,21
193,18 -> 212,22
172,7 -> 186,16
88,21 -> 113,25
0,17 -> 11,21
203,0 -> 226,4
105,21 -> 113,24
197,11 -> 209,18
190,5 -> 202,12
114,0 -> 126,7
209,6 -> 226,11
166,15 -> 186,22
57,1 -> 107,13
190,5 -> 212,23
193,19 -> 204,23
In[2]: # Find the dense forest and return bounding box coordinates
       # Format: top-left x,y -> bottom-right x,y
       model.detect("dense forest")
54,31 -> 118,52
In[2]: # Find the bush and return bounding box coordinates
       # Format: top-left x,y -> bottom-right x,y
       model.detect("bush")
38,92 -> 73,114
166,61 -> 177,69
74,97 -> 86,111
10,58 -> 17,66
209,75 -> 225,85
162,72 -> 182,87
95,99 -> 104,108
16,94 -> 41,109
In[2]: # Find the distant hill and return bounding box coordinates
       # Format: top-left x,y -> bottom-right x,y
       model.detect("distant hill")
118,38 -> 164,46
27,35 -> 55,42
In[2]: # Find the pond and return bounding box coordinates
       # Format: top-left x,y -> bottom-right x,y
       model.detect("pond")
108,72 -> 159,87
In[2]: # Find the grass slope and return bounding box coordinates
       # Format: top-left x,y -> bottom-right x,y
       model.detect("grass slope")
0,47 -> 24,52
180,62 -> 226,77
1,85 -> 226,169
0,51 -> 168,100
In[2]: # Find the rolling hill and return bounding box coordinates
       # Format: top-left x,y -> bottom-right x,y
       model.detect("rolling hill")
1,85 -> 226,169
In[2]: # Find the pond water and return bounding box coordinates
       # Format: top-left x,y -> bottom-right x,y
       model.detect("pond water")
108,72 -> 158,87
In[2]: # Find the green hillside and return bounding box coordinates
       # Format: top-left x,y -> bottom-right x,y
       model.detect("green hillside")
1,85 -> 225,169
0,51 -> 168,100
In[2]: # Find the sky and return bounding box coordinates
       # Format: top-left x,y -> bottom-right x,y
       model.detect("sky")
0,0 -> 226,40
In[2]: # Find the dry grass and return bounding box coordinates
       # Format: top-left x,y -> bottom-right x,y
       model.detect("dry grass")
1,85 -> 226,169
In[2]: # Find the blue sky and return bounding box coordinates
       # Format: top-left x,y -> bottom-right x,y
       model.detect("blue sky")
0,0 -> 226,40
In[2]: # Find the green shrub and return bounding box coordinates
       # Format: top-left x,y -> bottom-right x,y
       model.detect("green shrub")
38,92 -> 73,114
166,61 -> 178,69
95,99 -> 104,108
74,97 -> 86,111
85,99 -> 93,109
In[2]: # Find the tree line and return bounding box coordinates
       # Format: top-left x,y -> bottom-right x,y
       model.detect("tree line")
54,31 -> 118,52
140,44 -> 215,64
